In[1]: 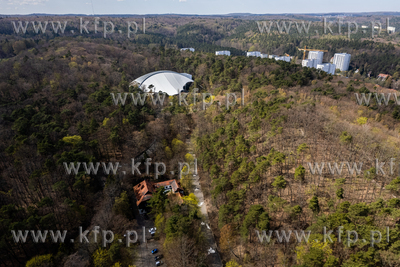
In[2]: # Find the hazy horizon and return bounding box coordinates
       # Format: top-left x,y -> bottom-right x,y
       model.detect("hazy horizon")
1,11 -> 400,16
0,0 -> 399,16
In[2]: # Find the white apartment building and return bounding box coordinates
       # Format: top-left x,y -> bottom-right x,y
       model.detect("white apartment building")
302,59 -> 317,68
269,55 -> 277,59
308,51 -> 324,65
275,56 -> 291,62
333,53 -> 351,71
180,48 -> 195,52
328,63 -> 336,75
388,26 -> 396,34
317,63 -> 336,75
215,50 -> 231,56
247,51 -> 261,57
261,54 -> 269,58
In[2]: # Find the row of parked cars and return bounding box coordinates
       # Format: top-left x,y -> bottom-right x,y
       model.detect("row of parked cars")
151,248 -> 163,266
150,228 -> 162,265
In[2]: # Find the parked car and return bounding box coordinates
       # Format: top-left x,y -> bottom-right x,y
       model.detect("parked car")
155,254 -> 163,261
149,227 -> 157,235
156,261 -> 163,266
151,249 -> 158,254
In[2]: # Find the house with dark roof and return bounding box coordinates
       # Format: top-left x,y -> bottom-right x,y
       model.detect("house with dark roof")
133,179 -> 184,209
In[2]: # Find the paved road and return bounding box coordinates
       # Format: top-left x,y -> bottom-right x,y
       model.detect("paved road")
187,141 -> 223,267
131,186 -> 165,267
131,216 -> 166,267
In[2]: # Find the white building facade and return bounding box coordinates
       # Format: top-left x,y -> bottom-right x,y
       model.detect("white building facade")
247,51 -> 261,57
308,51 -> 324,65
302,59 -> 316,68
317,63 -> 336,75
180,48 -> 195,52
388,26 -> 396,34
275,56 -> 291,62
215,50 -> 231,56
261,54 -> 269,58
333,53 -> 351,71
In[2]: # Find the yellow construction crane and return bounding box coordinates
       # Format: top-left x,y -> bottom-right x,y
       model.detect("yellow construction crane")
284,53 -> 290,57
297,46 -> 328,60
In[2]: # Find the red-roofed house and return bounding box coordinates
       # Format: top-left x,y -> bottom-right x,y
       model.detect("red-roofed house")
133,180 -> 155,207
377,74 -> 390,81
133,179 -> 184,209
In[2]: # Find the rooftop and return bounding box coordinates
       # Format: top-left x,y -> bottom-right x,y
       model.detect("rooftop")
133,179 -> 183,206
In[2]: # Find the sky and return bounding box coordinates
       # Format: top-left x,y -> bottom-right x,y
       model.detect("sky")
1,0 -> 400,15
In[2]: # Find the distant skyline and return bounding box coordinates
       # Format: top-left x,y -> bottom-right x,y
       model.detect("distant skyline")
0,0 -> 399,15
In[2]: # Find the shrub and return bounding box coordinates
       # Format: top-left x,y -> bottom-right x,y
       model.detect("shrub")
62,135 -> 82,145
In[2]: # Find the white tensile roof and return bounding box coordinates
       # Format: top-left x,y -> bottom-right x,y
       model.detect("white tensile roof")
131,70 -> 194,96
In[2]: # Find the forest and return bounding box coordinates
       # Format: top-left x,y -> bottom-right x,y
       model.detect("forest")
1,13 -> 400,267
1,14 -> 400,76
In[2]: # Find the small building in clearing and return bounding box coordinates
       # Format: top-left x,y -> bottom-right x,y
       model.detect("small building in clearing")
377,74 -> 390,81
215,50 -> 230,56
180,48 -> 195,52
